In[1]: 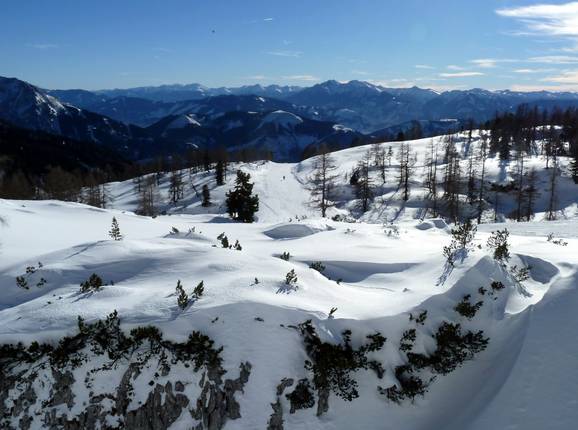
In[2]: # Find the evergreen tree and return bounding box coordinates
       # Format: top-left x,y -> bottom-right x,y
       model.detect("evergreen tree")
226,170 -> 259,223
176,280 -> 189,310
215,160 -> 225,186
109,217 -> 122,241
201,184 -> 211,207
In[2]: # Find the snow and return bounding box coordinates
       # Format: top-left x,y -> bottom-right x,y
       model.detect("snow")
259,110 -> 304,129
166,114 -> 201,129
1,130 -> 578,429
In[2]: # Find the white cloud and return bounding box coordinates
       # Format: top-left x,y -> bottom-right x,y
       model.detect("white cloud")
510,83 -> 578,92
415,64 -> 435,70
470,58 -> 517,68
351,70 -> 370,76
497,2 -> 578,37
263,17 -> 274,22
542,70 -> 578,84
513,68 -> 552,74
529,55 -> 578,64
265,50 -> 302,58
244,75 -> 270,80
439,72 -> 485,78
281,75 -> 319,82
446,65 -> 465,71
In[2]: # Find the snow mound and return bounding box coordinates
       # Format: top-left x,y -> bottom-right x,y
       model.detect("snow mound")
415,219 -> 449,231
263,222 -> 333,240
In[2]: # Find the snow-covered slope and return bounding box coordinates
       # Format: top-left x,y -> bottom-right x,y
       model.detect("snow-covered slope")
1,132 -> 578,429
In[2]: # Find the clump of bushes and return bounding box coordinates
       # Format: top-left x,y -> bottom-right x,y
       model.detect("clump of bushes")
217,233 -> 242,250
286,379 -> 315,413
487,229 -> 510,264
298,320 -> 386,415
443,220 -> 477,266
454,295 -> 483,319
309,261 -> 326,273
2,311 -> 224,373
175,280 -> 205,310
15,262 -> 47,290
80,273 -> 105,293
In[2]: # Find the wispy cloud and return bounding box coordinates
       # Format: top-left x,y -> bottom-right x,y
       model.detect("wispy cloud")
281,75 -> 319,82
265,50 -> 302,58
470,58 -> 517,68
511,83 -> 578,92
245,74 -> 270,80
542,70 -> 578,84
513,68 -> 553,74
446,65 -> 465,71
496,2 -> 578,37
263,17 -> 274,22
351,70 -> 370,76
415,64 -> 435,70
26,43 -> 58,50
439,71 -> 485,78
529,55 -> 578,64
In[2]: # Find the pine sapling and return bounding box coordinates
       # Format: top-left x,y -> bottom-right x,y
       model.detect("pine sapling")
192,281 -> 204,300
285,269 -> 298,286
176,280 -> 189,310
487,229 -> 510,265
328,307 -> 338,319
109,217 -> 123,241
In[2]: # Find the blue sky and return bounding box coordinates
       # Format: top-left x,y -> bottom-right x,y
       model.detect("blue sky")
3,0 -> 578,91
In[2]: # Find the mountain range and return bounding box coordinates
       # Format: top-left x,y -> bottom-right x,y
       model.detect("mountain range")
3,75 -> 578,168
48,79 -> 578,133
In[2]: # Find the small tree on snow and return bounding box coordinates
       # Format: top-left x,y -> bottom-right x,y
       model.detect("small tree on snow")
176,280 -> 189,310
109,217 -> 123,241
487,229 -> 510,265
226,170 -> 259,223
192,281 -> 204,300
443,220 -> 477,266
285,269 -> 298,286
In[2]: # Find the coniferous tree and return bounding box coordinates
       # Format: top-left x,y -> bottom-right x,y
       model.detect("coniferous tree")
109,217 -> 122,241
201,184 -> 211,207
356,150 -> 374,212
215,160 -> 225,186
226,170 -> 259,222
308,146 -> 339,217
